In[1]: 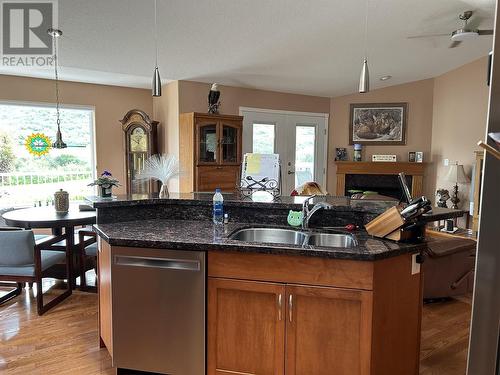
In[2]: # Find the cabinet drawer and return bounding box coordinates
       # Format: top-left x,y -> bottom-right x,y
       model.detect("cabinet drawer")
208,251 -> 374,290
197,165 -> 239,192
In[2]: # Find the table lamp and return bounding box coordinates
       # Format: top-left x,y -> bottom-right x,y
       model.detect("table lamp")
445,163 -> 470,209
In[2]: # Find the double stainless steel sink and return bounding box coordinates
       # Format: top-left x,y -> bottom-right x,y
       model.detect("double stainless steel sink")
229,227 -> 357,248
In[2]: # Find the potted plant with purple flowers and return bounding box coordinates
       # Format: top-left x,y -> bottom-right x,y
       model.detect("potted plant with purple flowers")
89,170 -> 120,198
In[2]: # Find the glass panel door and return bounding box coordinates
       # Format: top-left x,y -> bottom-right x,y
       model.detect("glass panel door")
295,126 -> 316,187
252,123 -> 275,153
220,122 -> 240,164
241,109 -> 327,195
197,122 -> 218,163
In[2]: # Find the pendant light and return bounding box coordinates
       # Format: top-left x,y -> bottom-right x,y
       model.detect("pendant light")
152,0 -> 162,97
48,28 -> 67,149
359,0 -> 370,93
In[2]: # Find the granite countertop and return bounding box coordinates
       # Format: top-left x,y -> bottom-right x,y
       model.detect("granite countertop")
94,219 -> 427,261
87,193 -> 465,223
88,192 -> 385,211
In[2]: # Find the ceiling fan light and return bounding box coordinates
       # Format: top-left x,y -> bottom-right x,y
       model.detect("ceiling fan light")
359,58 -> 369,93
451,29 -> 479,41
152,66 -> 162,97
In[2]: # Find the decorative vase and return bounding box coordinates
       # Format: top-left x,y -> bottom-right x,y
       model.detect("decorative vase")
54,189 -> 69,213
159,183 -> 169,198
99,184 -> 112,198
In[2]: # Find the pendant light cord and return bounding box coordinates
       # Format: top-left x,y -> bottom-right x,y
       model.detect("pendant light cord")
154,0 -> 158,67
363,0 -> 369,59
53,34 -> 61,128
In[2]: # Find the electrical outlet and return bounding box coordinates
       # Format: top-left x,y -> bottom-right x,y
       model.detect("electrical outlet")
443,159 -> 449,166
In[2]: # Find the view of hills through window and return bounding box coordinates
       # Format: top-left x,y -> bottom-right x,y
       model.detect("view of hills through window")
0,103 -> 95,207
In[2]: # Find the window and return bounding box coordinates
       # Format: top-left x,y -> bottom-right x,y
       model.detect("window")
0,102 -> 95,207
252,123 -> 275,154
295,125 -> 315,187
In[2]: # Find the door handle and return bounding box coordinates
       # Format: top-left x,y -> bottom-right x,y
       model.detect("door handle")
114,255 -> 201,271
277,293 -> 283,321
287,171 -> 295,175
289,294 -> 293,323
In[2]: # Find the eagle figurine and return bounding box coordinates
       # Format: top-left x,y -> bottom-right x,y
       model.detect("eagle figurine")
208,83 -> 220,114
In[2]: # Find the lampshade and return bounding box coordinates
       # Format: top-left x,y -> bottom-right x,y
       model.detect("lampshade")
445,164 -> 470,184
152,66 -> 161,97
359,58 -> 370,93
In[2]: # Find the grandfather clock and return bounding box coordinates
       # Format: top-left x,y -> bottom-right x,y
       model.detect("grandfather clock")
119,109 -> 159,195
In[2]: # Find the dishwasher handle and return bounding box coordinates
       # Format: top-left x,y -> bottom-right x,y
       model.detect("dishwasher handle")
114,255 -> 201,272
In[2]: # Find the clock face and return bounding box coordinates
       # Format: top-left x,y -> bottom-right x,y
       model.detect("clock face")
130,127 -> 147,152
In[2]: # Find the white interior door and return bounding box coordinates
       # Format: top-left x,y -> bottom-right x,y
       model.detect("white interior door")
241,108 -> 328,195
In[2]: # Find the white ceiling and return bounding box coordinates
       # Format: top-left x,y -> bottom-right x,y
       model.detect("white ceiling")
0,0 -> 495,97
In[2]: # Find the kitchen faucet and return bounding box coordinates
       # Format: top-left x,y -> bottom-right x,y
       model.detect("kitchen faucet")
301,195 -> 333,230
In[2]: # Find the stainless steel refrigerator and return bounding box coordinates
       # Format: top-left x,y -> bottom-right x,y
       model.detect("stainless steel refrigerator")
467,2 -> 500,374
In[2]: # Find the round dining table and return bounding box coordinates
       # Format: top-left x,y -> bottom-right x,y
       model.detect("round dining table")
2,205 -> 96,232
2,205 -> 96,288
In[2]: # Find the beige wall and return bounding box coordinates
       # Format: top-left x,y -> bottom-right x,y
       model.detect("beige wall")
156,80 -> 330,193
430,57 -> 489,212
2,56 -> 486,201
153,81 -> 180,191
328,79 -> 435,194
0,75 -> 152,195
177,80 -> 330,115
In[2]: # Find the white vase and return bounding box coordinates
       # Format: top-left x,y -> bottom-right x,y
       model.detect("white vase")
159,183 -> 169,198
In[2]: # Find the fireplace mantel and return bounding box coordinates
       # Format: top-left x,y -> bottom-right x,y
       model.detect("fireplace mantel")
334,161 -> 428,197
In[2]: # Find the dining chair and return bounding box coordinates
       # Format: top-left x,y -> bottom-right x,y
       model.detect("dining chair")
0,228 -> 72,315
78,229 -> 97,292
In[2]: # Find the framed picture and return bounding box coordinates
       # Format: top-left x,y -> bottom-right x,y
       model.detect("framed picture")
335,147 -> 348,161
408,151 -> 416,162
349,102 -> 407,145
415,151 -> 424,163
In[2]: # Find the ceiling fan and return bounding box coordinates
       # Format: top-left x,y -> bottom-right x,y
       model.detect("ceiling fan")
408,10 -> 493,48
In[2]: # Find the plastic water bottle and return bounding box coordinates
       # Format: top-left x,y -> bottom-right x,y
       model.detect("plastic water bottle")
213,188 -> 224,225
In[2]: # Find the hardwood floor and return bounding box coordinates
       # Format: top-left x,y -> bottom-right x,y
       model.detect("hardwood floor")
0,282 -> 472,374
420,296 -> 472,375
0,279 -> 113,375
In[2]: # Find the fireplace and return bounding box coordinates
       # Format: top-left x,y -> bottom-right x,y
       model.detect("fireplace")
344,174 -> 412,200
334,161 -> 427,198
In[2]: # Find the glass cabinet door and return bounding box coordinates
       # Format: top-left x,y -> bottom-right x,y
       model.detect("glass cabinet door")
128,126 -> 150,194
197,122 -> 218,163
129,152 -> 148,194
220,122 -> 241,164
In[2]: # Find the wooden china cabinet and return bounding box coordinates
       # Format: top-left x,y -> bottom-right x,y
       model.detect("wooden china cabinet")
179,112 -> 243,192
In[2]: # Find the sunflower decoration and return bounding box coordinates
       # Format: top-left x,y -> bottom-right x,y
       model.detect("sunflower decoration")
25,133 -> 52,157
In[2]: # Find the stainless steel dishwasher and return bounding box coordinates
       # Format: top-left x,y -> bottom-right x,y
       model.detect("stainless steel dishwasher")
111,248 -> 205,375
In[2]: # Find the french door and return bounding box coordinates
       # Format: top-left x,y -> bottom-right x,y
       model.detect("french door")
240,108 -> 328,195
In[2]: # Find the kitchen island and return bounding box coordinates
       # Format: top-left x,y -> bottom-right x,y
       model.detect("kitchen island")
88,193 -> 464,375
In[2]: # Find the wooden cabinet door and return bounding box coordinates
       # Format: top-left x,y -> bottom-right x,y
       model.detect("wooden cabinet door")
285,285 -> 373,375
208,278 -> 285,375
98,238 -> 113,356
219,119 -> 242,165
195,118 -> 219,165
197,165 -> 240,192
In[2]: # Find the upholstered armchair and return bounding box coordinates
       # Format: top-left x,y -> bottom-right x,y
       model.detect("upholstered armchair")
0,228 -> 72,315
